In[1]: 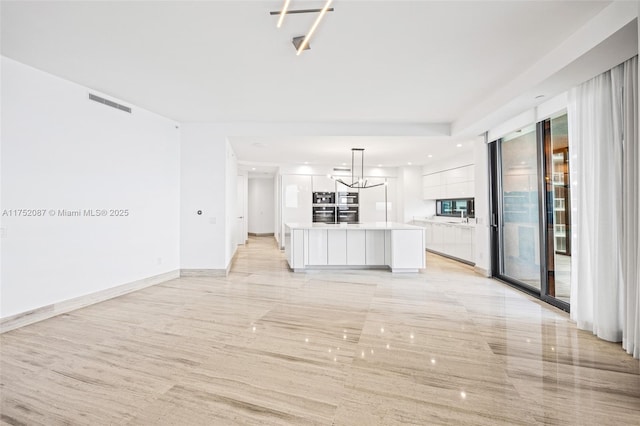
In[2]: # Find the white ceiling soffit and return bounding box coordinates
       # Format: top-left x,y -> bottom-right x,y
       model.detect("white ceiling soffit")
1,0 -> 611,126
2,1 -> 635,166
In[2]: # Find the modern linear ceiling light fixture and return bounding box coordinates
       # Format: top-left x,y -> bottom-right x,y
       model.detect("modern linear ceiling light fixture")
330,148 -> 385,189
270,0 -> 334,55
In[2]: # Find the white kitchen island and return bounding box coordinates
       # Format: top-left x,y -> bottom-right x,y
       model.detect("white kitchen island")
284,222 -> 425,273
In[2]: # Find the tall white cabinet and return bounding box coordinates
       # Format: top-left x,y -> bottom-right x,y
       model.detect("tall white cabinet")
359,178 -> 396,222
312,175 -> 335,193
280,175 -> 312,248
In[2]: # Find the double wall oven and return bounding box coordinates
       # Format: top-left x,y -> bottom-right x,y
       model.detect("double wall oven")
312,192 -> 336,223
337,192 -> 359,223
312,191 -> 359,224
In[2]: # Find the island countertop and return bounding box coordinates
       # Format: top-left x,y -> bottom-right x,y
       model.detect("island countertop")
285,222 -> 425,230
284,222 -> 425,273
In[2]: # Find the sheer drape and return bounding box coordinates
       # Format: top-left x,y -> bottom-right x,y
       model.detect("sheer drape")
568,56 -> 639,358
619,58 -> 640,358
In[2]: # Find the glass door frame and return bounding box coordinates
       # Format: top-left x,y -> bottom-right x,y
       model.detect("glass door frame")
540,119 -> 570,312
488,121 -> 570,312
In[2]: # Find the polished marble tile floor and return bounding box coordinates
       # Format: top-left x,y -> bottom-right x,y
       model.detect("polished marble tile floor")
1,236 -> 639,425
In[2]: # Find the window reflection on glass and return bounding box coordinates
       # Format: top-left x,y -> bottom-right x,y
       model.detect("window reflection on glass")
436,198 -> 475,218
500,124 -> 541,290
547,113 -> 571,303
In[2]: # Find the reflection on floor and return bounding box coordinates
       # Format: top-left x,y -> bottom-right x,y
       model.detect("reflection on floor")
554,253 -> 571,303
1,236 -> 638,425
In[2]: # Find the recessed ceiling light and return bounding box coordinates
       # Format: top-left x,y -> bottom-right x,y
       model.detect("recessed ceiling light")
408,162 -> 412,165
428,154 -> 433,158
342,162 -> 347,166
252,167 -> 256,171
456,144 -> 462,148
304,161 -> 309,164
377,164 -> 382,167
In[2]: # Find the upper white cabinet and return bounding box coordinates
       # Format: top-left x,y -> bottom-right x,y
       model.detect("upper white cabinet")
335,180 -> 353,193
312,175 -> 336,193
423,165 -> 475,200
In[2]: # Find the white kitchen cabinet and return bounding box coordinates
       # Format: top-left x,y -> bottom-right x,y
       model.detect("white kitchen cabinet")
423,222 -> 433,248
346,230 -> 366,265
458,227 -> 474,262
285,228 -> 306,269
281,175 -> 312,245
286,223 -> 424,272
423,173 -> 441,187
431,222 -> 444,253
327,230 -> 347,265
441,224 -> 455,257
359,178 -> 396,222
365,230 -> 386,265
307,229 -> 328,265
390,230 -> 425,271
421,220 -> 475,264
312,175 -> 335,193
422,165 -> 475,200
336,180 -> 353,193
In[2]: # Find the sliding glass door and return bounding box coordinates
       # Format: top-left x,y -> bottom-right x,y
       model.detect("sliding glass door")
542,114 -> 572,306
489,114 -> 571,311
492,124 -> 542,292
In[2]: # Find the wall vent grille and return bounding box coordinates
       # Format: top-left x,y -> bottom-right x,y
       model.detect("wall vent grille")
88,93 -> 132,113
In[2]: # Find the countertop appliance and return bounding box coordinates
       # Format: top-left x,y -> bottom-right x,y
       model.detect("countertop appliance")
337,205 -> 359,223
336,191 -> 359,223
337,192 -> 359,205
313,192 -> 335,205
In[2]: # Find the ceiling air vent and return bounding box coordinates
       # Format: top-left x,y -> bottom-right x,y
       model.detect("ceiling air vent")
333,167 -> 351,172
88,93 -> 131,113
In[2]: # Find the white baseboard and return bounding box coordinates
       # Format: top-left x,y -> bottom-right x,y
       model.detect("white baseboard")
0,269 -> 180,334
474,266 -> 490,277
180,269 -> 228,277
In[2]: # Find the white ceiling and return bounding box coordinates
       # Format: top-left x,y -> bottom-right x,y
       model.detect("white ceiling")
2,0 -> 628,170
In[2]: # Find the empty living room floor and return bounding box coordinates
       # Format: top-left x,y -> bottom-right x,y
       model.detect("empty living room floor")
1,236 -> 639,425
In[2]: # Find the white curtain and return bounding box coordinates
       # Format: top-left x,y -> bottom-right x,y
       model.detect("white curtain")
568,56 -> 639,358
620,58 -> 640,358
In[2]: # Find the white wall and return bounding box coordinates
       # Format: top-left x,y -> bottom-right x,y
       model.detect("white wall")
1,56 -> 180,318
422,149 -> 474,174
225,141 -> 239,264
180,124 -> 238,271
473,136 -> 491,275
274,173 -> 281,244
248,178 -> 275,234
